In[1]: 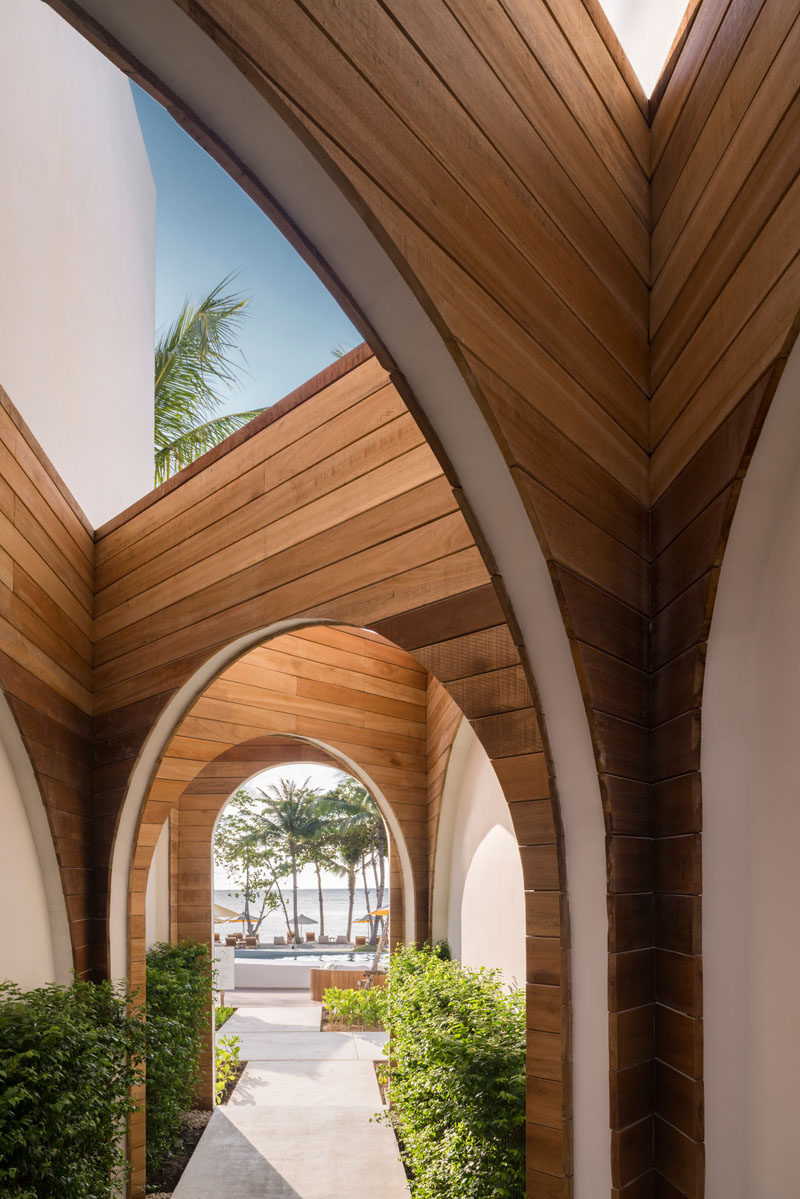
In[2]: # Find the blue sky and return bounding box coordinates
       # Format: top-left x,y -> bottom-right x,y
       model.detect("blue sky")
131,83 -> 360,417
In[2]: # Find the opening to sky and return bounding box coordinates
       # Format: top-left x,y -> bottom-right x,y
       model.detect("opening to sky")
598,0 -> 691,95
132,84 -> 360,420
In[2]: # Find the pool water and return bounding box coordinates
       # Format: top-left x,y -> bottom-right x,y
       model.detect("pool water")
235,948 -> 387,966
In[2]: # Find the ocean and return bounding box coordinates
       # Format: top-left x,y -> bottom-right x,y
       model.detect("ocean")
213,886 -> 387,940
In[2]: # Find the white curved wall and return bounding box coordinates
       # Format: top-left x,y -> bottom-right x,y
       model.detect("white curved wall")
703,341 -> 800,1197
0,0 -> 154,526
0,732 -> 56,989
434,721 -> 525,985
145,819 -> 170,949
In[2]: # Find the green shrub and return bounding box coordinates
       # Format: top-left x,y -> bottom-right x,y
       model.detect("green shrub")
215,1004 -> 235,1030
323,984 -> 387,1029
145,941 -> 212,1176
215,1034 -> 241,1103
383,944 -> 526,1198
0,977 -> 146,1199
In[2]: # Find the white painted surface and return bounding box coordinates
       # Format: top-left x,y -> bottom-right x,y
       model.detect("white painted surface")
87,4 -> 611,1187
0,693 -> 71,987
145,818 -> 170,948
703,340 -> 800,1197
433,721 -> 525,986
0,0 -> 154,526
0,724 -> 55,988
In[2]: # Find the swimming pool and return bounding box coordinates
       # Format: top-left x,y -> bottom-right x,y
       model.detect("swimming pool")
235,948 -> 384,966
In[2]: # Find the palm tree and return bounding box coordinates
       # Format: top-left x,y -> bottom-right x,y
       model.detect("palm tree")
319,775 -> 387,941
154,275 -> 264,484
254,778 -> 322,942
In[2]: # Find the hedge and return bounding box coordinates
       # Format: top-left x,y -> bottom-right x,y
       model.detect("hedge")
383,945 -> 526,1199
145,941 -> 212,1176
0,977 -> 146,1198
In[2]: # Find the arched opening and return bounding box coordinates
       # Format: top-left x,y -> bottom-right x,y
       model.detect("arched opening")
702,334 -> 800,1197
121,617 -> 558,1192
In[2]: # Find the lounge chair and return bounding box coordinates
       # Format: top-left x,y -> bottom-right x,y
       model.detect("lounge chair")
355,935 -> 367,946
305,932 -> 316,942
244,935 -> 258,947
224,934 -> 239,947
335,935 -> 349,945
317,934 -> 330,945
273,935 -> 285,945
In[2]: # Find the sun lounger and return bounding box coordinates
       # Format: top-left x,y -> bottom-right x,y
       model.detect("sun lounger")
224,934 -> 239,947
317,934 -> 330,945
273,935 -> 285,945
355,935 -> 367,946
305,932 -> 316,942
244,935 -> 258,947
335,935 -> 349,945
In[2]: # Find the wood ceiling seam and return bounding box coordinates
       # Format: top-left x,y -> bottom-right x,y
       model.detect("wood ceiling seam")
651,0 -> 794,276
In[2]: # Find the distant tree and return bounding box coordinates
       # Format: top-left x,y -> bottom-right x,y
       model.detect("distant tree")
252,778 -> 323,942
213,790 -> 289,935
319,774 -> 388,942
154,275 -> 264,484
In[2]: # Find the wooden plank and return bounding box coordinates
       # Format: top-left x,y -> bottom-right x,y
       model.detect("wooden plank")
95,477 -> 459,661
651,0 -> 765,219
651,252 -> 800,496
96,381 -> 408,589
514,472 -> 648,613
652,0 -> 796,278
469,353 -> 648,555
652,176 -> 800,449
96,349 -> 388,543
97,433 -> 436,629
650,0 -> 731,167
651,89 -> 800,374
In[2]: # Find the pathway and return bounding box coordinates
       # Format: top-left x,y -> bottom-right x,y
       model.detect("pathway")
173,989 -> 410,1199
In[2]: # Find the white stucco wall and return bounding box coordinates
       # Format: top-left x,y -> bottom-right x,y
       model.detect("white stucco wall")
0,0 -> 155,527
145,819 -> 171,949
703,340 -> 800,1197
433,720 -> 526,985
0,732 -> 56,989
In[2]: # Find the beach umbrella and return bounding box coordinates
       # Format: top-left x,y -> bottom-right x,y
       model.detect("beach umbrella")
294,913 -> 318,925
214,902 -> 245,923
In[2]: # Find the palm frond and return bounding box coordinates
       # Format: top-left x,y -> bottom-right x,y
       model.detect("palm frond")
154,274 -> 264,482
154,408 -> 265,485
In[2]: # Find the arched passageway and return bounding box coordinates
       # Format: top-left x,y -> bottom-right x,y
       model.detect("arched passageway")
124,617 -> 563,1194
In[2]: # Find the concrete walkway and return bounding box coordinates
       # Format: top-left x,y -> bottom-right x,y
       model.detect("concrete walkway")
173,989 -> 410,1198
